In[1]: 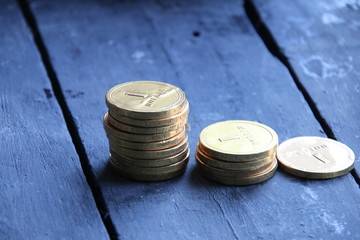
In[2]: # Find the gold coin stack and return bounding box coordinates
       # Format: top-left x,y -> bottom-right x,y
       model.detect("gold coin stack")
103,81 -> 190,181
196,120 -> 278,185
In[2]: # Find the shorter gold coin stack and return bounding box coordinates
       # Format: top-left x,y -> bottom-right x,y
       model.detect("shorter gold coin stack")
196,120 -> 278,186
103,81 -> 190,181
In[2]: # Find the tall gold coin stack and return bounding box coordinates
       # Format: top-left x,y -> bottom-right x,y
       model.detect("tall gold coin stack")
196,120 -> 278,185
103,81 -> 190,181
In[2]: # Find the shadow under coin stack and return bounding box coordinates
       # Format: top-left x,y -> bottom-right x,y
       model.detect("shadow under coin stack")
196,120 -> 278,185
104,81 -> 190,181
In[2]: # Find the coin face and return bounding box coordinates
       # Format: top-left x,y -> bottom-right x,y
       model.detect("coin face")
277,136 -> 355,179
106,81 -> 186,119
199,120 -> 278,161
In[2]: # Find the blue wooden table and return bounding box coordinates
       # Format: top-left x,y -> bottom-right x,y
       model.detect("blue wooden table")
1,0 -> 359,239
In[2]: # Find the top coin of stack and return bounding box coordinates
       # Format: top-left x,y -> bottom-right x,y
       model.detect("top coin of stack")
196,120 -> 278,185
103,81 -> 190,182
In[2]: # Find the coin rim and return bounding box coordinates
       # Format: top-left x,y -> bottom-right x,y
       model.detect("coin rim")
108,112 -> 188,134
110,136 -> 189,159
111,148 -> 190,168
104,113 -> 184,142
109,155 -> 189,181
107,129 -> 187,151
196,145 -> 275,171
109,159 -> 187,182
196,155 -> 275,178
109,100 -> 189,127
110,155 -> 189,174
198,159 -> 278,186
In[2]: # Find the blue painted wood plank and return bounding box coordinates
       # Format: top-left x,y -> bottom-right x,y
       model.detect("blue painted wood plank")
30,0 -> 360,239
252,0 -> 360,175
0,1 -> 108,239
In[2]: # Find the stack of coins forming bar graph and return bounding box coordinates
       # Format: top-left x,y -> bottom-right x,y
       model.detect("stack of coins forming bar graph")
103,81 -> 190,181
196,120 -> 278,185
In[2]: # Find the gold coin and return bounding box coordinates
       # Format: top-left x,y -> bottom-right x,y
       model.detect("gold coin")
110,136 -> 188,159
107,112 -> 187,134
198,159 -> 278,186
110,100 -> 189,127
106,81 -> 186,119
199,120 -> 278,161
110,153 -> 189,175
109,156 -> 189,182
114,155 -> 189,175
104,114 -> 183,142
109,159 -> 187,182
196,155 -> 273,178
107,129 -> 187,151
196,145 -> 274,171
277,136 -> 355,179
111,148 -> 190,168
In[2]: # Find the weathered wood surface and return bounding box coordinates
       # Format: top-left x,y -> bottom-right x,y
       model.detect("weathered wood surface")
252,0 -> 360,174
27,0 -> 360,239
0,1 -> 108,239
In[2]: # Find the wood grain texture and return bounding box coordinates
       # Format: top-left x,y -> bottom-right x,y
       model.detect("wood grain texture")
0,1 -> 108,239
252,0 -> 360,173
29,0 -> 360,239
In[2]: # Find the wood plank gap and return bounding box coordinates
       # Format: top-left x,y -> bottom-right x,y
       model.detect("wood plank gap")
351,170 -> 360,189
244,0 -> 360,187
17,0 -> 119,238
